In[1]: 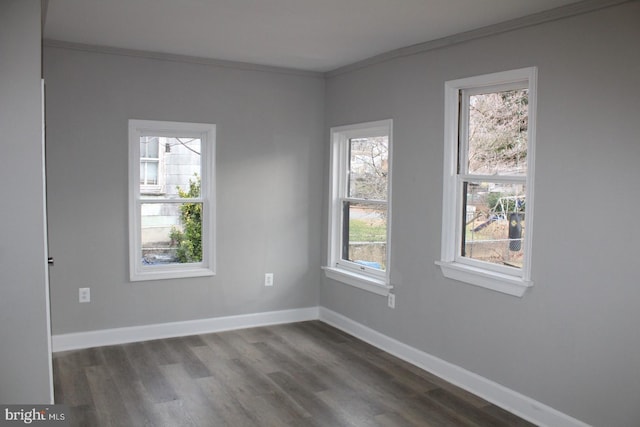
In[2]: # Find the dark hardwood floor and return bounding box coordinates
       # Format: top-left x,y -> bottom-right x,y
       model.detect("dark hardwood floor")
53,321 -> 536,427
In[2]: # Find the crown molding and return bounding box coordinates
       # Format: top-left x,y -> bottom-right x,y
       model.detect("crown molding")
43,39 -> 324,79
326,0 -> 631,78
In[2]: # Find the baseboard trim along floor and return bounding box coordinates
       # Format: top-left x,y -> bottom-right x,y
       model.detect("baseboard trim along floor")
52,306 -> 589,427
318,308 -> 590,427
52,307 -> 319,352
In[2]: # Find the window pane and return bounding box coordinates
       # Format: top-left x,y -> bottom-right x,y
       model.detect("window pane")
147,138 -> 159,158
146,161 -> 158,185
348,136 -> 388,200
342,201 -> 387,270
467,89 -> 528,176
140,136 -> 159,158
462,181 -> 526,268
140,161 -> 158,185
141,202 -> 203,265
139,136 -> 202,196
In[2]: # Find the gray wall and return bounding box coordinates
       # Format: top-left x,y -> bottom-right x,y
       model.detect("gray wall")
0,0 -> 53,404
323,3 -> 640,427
44,46 -> 324,333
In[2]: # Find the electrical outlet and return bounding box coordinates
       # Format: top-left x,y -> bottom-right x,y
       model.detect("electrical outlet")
79,287 -> 90,303
264,273 -> 274,287
387,293 -> 395,309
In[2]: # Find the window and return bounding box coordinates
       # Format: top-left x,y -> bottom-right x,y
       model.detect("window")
324,120 -> 393,296
437,68 -> 537,297
140,136 -> 162,193
140,137 -> 159,185
129,120 -> 216,281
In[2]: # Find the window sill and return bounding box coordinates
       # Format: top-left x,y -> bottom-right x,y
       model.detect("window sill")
140,185 -> 164,195
131,266 -> 215,282
323,266 -> 392,296
435,261 -> 532,297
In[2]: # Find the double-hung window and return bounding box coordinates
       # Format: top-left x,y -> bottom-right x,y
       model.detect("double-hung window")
438,68 -> 537,297
325,120 -> 393,296
129,119 -> 216,281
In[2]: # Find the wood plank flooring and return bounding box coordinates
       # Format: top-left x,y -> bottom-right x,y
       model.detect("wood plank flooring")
53,321 -> 536,427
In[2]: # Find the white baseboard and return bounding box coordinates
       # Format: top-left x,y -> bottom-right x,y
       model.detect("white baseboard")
52,306 -> 319,352
318,307 -> 590,427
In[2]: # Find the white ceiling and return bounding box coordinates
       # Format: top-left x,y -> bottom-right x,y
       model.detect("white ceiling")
44,0 -> 584,72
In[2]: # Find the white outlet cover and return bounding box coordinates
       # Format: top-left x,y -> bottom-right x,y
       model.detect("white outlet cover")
265,273 -> 274,287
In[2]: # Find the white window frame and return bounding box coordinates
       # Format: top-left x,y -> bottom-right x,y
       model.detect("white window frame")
128,119 -> 216,281
436,67 -> 537,297
324,119 -> 393,296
